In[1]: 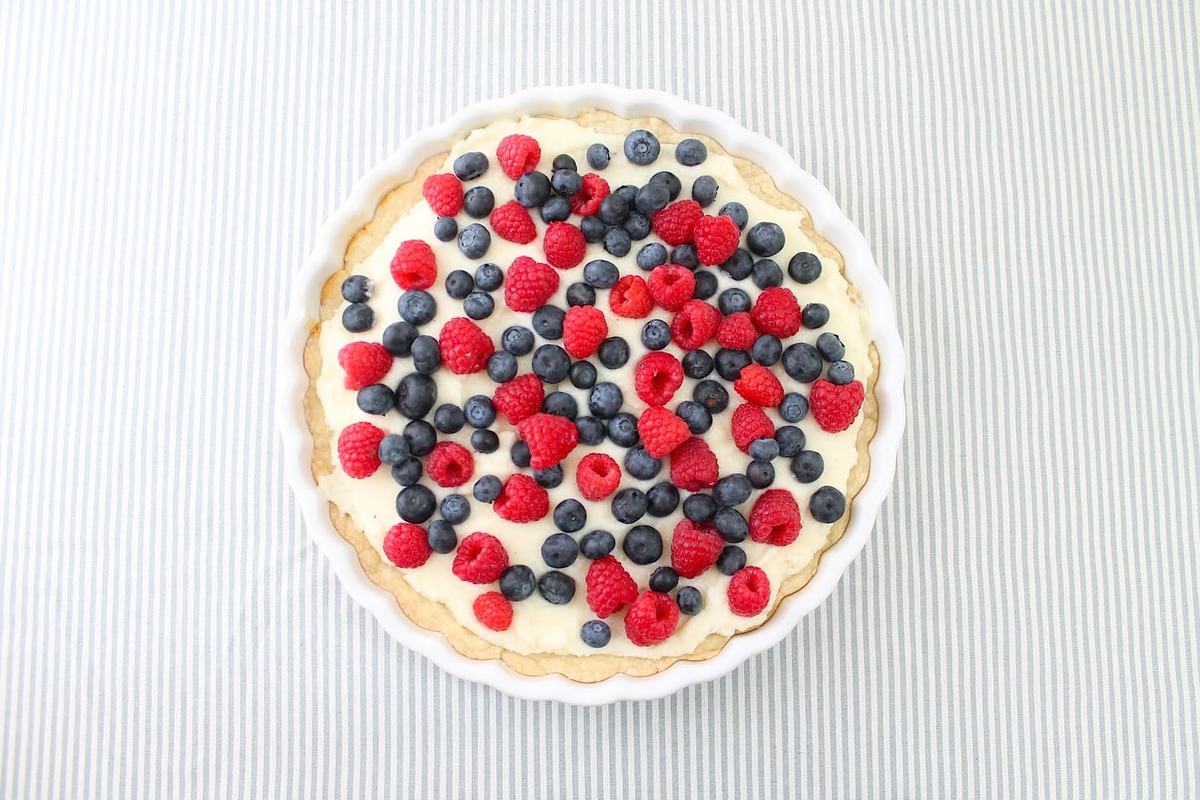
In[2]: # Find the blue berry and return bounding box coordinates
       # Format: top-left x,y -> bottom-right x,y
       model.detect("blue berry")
598,193 -> 629,225
396,484 -> 436,523
342,303 -> 373,332
621,523 -> 661,563
636,242 -> 669,270
540,194 -> 572,223
641,319 -> 671,350
717,546 -> 746,576
671,243 -> 699,269
746,222 -> 784,256
427,520 -> 458,554
341,274 -> 372,303
603,227 -> 631,257
721,248 -> 754,280
682,349 -> 714,379
775,425 -> 806,458
463,186 -> 495,218
378,433 -> 409,464
580,529 -> 616,559
440,493 -> 470,525
510,440 -> 531,467
403,419 -> 436,455
499,565 -> 536,601
550,169 -> 583,196
624,129 -> 661,165
444,269 -> 474,299
433,403 -> 465,433
782,343 -> 823,382
356,384 -> 395,415
534,465 -> 563,488
788,251 -> 822,283
622,212 -> 651,240
692,270 -> 718,300
809,486 -> 846,523
791,450 -> 824,483
396,373 -> 437,419
581,619 -> 611,647
463,291 -> 494,320
715,348 -> 751,381
691,175 -> 719,207
391,458 -> 422,486
470,428 -> 499,453
587,382 -> 623,418
619,185 -> 640,206
675,138 -> 707,166
693,380 -> 729,413
532,344 -> 571,383
624,446 -> 662,480
719,201 -> 749,229
752,258 -> 783,288
553,498 -> 587,532
382,321 -> 417,356
713,474 -> 753,507
676,399 -> 712,434
646,482 -> 680,517
463,395 -> 496,428
714,507 -> 748,542
406,338 -> 441,379
514,171 -> 551,207
538,571 -> 576,605
634,181 -> 670,215
457,223 -> 491,259
576,416 -> 606,445
677,586 -> 703,615
566,282 -> 596,306
748,437 -> 780,461
581,215 -> 606,242
434,215 -> 458,242
398,290 -> 436,325
649,171 -> 681,200
453,151 -> 488,180
552,154 -> 577,172
718,287 -> 751,315
816,333 -> 845,362
474,261 -> 503,291
827,360 -> 855,385
541,533 -> 579,568
683,493 -> 717,523
752,334 -> 782,366
540,390 -> 576,419
606,413 -> 639,447
802,302 -> 830,329
532,305 -> 566,339
649,566 -> 679,592
747,459 -> 775,488
501,325 -> 535,355
778,393 -> 809,423
597,337 -> 629,368
472,475 -> 502,503
612,488 -> 649,525
583,258 -> 619,289
586,143 -> 610,170
569,360 -> 597,389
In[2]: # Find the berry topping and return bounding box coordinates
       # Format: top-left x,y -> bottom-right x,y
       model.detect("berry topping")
608,275 -> 654,318
727,566 -> 771,616
337,341 -> 393,390
495,133 -> 541,179
585,556 -> 639,618
390,240 -> 437,289
570,173 -> 610,216
731,402 -> 775,452
624,129 -> 661,165
542,221 -> 587,268
489,200 -> 537,244
581,619 -> 612,647
716,312 -> 758,351
669,436 -> 719,491
670,299 -> 721,350
624,591 -> 679,646
748,489 -> 802,546
651,199 -> 703,246
503,256 -> 559,312
516,413 -> 580,469
809,485 -> 847,523
733,364 -> 785,407
809,378 -> 865,432
337,422 -> 386,478
421,173 -> 464,216
670,519 -> 724,578
634,351 -> 685,406
746,222 -> 785,257
636,406 -> 691,458
646,264 -> 696,311
425,441 -> 474,488
692,214 -> 741,265
562,305 -> 608,358
452,532 -> 510,584
576,452 -> 621,501
493,373 -> 545,424
438,317 -> 494,374
493,474 -> 549,523
472,591 -> 513,631
383,522 -> 433,568
750,287 -> 802,338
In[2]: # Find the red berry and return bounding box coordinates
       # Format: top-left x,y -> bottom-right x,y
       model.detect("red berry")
733,364 -> 785,406
751,287 -> 802,337
692,214 -> 741,265
504,255 -> 559,312
810,378 -> 865,432
382,522 -> 432,568
576,452 -> 621,501
670,299 -> 721,350
496,134 -> 541,179
490,200 -> 537,244
636,406 -> 691,458
492,373 -> 545,424
748,489 -> 801,546
472,591 -> 513,631
425,441 -> 474,487
669,436 -> 719,491
570,172 -> 610,216
670,519 -> 724,578
728,566 -> 771,616
624,591 -> 679,646
651,199 -> 703,246
585,556 -> 638,618
337,341 -> 393,390
336,421 -> 386,479
716,312 -> 757,351
389,240 -> 437,289
542,221 -> 586,269
730,402 -> 774,452
633,351 -> 684,406
493,474 -> 549,523
562,305 -> 608,358
608,274 -> 654,318
516,413 -> 579,469
452,532 -> 509,584
421,172 -> 464,216
646,264 -> 695,311
438,317 -> 495,374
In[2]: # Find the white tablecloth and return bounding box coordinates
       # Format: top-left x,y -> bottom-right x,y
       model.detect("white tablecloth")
2,1 -> 1197,796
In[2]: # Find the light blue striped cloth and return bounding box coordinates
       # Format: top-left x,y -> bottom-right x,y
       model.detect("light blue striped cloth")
2,0 -> 1197,796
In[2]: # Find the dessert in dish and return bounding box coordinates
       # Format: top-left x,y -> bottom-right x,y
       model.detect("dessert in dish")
304,111 -> 877,681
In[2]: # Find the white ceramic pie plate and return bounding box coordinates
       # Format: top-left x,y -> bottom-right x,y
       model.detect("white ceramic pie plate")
277,84 -> 906,704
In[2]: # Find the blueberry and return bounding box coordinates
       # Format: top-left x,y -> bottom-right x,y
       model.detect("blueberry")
747,459 -> 775,488
788,251 -> 822,283
612,488 -> 649,525
636,242 -> 668,270
499,565 -> 536,601
693,380 -> 729,413
532,305 -> 565,340
791,450 -> 824,483
713,474 -> 753,507
718,287 -> 751,315
532,344 -> 571,383
553,498 -> 587,532
715,348 -> 751,381
403,419 -> 436,455
457,223 -> 491,259
473,475 -> 502,502
398,290 -> 436,325
396,373 -> 437,419
752,259 -> 783,288
342,303 -> 374,332
682,349 -> 714,379
810,486 -> 846,523
463,395 -> 496,428
675,138 -> 707,166
690,270 -> 717,300
542,390 -> 577,419
583,259 -> 619,289
540,194 -> 572,223
534,465 -> 563,488
463,291 -> 495,320
474,261 -> 503,291
581,215 -> 606,242
586,143 -> 610,170
538,571 -> 576,605
717,546 -> 747,576
775,425 -> 807,458
641,319 -> 671,350
691,175 -> 719,207
606,413 -> 639,447
634,181 -> 670,215
453,151 -> 489,180
552,153 -> 577,172
382,321 -> 418,356
827,360 -> 855,384
778,393 -> 809,423
357,384 -> 395,415
676,400 -> 712,434
569,360 -> 597,389
566,281 -> 596,307
649,566 -> 679,592
624,446 -> 662,480
510,440 -> 531,468
623,212 -> 651,240
575,416 -> 606,445
587,382 -> 624,418
378,433 -> 410,465
597,337 -> 629,369
802,303 -> 830,329
746,222 -> 785,256
646,482 -> 680,517
341,274 -> 372,303
502,325 -> 535,356
433,403 -> 466,433
782,343 -> 823,382
514,171 -> 551,207
752,334 -> 782,366
719,202 -> 749,229
470,429 -> 499,453
603,227 -> 631,257
440,493 -> 470,525
748,437 -> 780,461
395,484 -> 436,523
434,215 -> 458,242
391,458 -> 422,486
445,269 -> 474,299
550,168 -> 583,196
622,523 -> 661,563
714,507 -> 748,542
677,586 -> 703,615
581,620 -> 611,648
541,533 -> 579,568
624,129 -> 661,165
427,520 -> 458,554
649,171 -> 681,200
816,333 -> 845,362
598,193 -> 629,225
580,529 -> 616,559
683,493 -> 717,523
463,186 -> 495,218
721,248 -> 754,280
671,243 -> 699,269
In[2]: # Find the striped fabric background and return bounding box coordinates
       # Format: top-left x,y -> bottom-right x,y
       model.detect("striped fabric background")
2,0 -> 1197,796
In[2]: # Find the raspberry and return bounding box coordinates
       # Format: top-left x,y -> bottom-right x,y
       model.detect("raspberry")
608,274 -> 654,318
490,200 -> 537,244
382,522 -> 432,568
624,591 -> 679,646
669,437 -> 719,491
493,373 -> 545,424
496,134 -> 541,179
452,532 -> 509,583
809,378 -> 865,432
516,413 -> 579,469
425,441 -> 474,487
670,299 -> 721,350
570,172 -> 610,216
670,519 -> 724,578
542,221 -> 586,269
472,591 -> 513,631
716,312 -> 757,351
651,199 -> 703,246
576,452 -> 621,500
337,341 -> 393,390
748,489 -> 801,546
692,214 -> 741,265
438,317 -> 495,374
493,474 -> 549,523
646,264 -> 695,311
733,364 -> 785,406
504,255 -> 559,312
636,406 -> 691,458
336,421 -> 386,478
389,240 -> 437,289
562,305 -> 608,358
731,402 -> 774,452
727,566 -> 771,616
634,351 -> 684,406
750,287 -> 802,338
585,556 -> 638,618
421,172 -> 464,216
